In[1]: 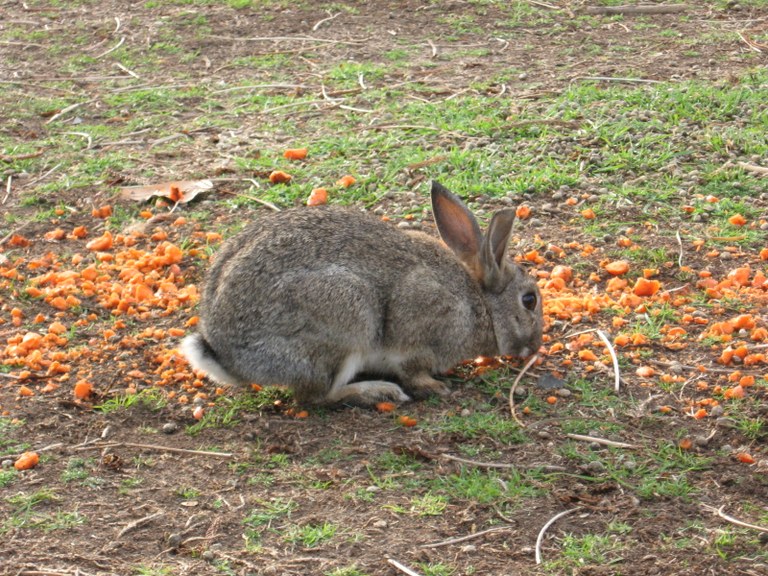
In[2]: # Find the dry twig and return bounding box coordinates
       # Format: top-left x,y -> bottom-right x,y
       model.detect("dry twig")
565,433 -> 637,449
387,558 -> 423,576
116,511 -> 164,538
596,329 -> 621,393
535,507 -> 582,564
79,441 -> 234,458
702,504 -> 768,534
509,354 -> 539,427
421,525 -> 514,548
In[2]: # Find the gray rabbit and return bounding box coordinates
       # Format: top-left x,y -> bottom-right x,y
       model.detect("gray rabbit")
182,181 -> 543,407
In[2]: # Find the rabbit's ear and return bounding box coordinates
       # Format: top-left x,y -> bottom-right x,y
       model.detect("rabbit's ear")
480,209 -> 516,291
431,181 -> 484,276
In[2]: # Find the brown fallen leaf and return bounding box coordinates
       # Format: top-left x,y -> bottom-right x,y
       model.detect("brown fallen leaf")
120,179 -> 214,204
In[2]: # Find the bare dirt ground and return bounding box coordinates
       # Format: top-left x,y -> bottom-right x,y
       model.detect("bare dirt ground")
1,2 -> 768,576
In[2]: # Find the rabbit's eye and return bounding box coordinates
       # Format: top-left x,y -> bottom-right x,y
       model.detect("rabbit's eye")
522,292 -> 538,311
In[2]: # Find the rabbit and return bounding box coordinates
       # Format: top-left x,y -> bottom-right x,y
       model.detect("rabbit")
181,181 -> 543,407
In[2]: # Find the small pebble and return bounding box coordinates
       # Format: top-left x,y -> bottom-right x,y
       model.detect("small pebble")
366,485 -> 381,493
537,430 -> 552,440
202,550 -> 215,561
586,460 -> 606,473
709,405 -> 724,418
162,422 -> 179,435
512,386 -> 527,399
556,388 -> 571,398
460,408 -> 471,417
373,519 -> 388,528
1,459 -> 13,469
716,418 -> 737,429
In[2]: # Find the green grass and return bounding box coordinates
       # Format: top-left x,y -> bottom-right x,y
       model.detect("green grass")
284,521 -> 339,548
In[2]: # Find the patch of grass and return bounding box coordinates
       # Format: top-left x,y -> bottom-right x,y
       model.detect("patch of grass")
1,488 -> 83,534
428,411 -> 528,444
0,469 -> 18,488
543,533 -> 625,572
384,493 -> 448,517
284,521 -> 339,548
185,387 -> 291,434
95,388 -> 168,414
434,467 -> 542,505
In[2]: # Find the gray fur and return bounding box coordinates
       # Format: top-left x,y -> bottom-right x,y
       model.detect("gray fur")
182,181 -> 543,407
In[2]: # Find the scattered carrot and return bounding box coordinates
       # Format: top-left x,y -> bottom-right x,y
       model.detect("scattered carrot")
604,260 -> 630,276
307,187 -> 328,206
14,451 -> 40,471
73,380 -> 93,400
632,277 -> 661,297
269,170 -> 292,184
736,452 -> 755,464
376,402 -> 397,413
728,214 -> 747,226
86,232 -> 113,252
398,415 -> 418,427
283,148 -> 308,160
546,396 -> 558,405
336,175 -> 356,188
515,205 -> 531,220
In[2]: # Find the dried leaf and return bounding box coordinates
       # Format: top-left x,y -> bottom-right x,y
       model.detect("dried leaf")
120,179 -> 214,204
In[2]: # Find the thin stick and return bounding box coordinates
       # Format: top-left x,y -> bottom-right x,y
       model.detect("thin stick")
214,83 -> 309,94
2,174 -> 12,205
737,161 -> 768,176
0,150 -> 44,161
215,35 -> 365,45
407,155 -> 448,170
535,508 -> 581,564
596,329 -> 620,393
440,453 -> 518,470
580,4 -> 688,15
421,526 -> 514,549
224,185 -> 281,211
64,131 -> 93,149
46,101 -> 91,124
426,39 -> 438,58
702,504 -> 768,534
676,229 -> 684,267
114,62 -> 140,79
565,433 -> 637,449
0,220 -> 33,246
509,354 -> 538,428
96,36 -> 125,58
79,442 -> 233,458
312,11 -> 340,32
117,511 -> 164,538
526,0 -> 561,9
573,76 -> 663,85
387,558 -> 423,576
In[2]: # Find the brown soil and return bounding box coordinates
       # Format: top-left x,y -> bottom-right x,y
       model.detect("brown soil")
1,2 -> 768,576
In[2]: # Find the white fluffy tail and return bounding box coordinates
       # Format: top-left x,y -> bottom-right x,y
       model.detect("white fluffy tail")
180,334 -> 241,385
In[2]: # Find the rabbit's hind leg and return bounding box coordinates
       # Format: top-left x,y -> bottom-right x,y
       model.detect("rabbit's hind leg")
324,352 -> 410,407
